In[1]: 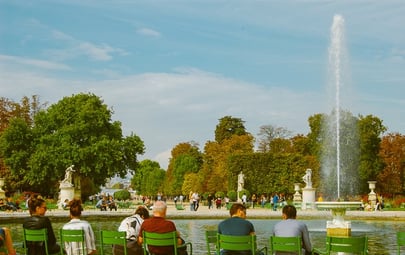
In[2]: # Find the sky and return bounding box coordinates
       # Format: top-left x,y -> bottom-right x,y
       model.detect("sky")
1,1 -> 404,170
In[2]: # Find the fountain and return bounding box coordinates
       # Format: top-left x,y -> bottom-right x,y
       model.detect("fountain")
315,14 -> 362,237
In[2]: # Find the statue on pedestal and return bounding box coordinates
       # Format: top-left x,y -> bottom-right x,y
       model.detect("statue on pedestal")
61,165 -> 75,187
237,172 -> 245,192
302,168 -> 312,188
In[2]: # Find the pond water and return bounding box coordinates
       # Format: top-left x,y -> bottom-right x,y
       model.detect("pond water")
2,218 -> 401,255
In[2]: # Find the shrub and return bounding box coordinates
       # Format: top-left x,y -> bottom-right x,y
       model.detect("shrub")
114,189 -> 131,200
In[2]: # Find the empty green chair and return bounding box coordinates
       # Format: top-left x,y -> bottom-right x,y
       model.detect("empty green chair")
100,230 -> 127,255
142,231 -> 192,255
217,233 -> 267,255
205,230 -> 217,255
397,231 -> 405,255
269,236 -> 302,255
312,235 -> 368,255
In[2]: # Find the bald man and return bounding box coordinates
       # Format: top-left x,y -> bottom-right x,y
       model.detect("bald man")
138,201 -> 186,255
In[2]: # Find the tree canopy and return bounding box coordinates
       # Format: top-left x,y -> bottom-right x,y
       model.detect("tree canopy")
0,93 -> 145,196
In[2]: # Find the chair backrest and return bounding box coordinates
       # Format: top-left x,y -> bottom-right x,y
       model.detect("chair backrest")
217,234 -> 256,254
23,228 -> 49,255
100,230 -> 127,255
269,236 -> 302,255
205,230 -> 217,255
60,228 -> 86,255
326,236 -> 368,254
397,231 -> 405,255
142,231 -> 178,255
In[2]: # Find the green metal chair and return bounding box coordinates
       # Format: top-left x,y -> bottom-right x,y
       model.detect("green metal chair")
217,233 -> 267,255
142,231 -> 193,255
60,229 -> 86,255
100,230 -> 127,255
22,228 -> 49,255
269,236 -> 302,255
397,231 -> 405,255
205,230 -> 217,255
312,235 -> 368,255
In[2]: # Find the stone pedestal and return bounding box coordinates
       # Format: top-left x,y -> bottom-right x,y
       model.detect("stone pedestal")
59,183 -> 75,209
293,183 -> 302,202
368,181 -> 377,209
302,187 -> 316,210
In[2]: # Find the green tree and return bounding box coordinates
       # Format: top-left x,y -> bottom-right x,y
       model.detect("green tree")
131,160 -> 165,196
182,172 -> 202,196
215,116 -> 247,143
0,93 -> 145,196
0,96 -> 46,192
358,114 -> 386,193
164,142 -> 202,195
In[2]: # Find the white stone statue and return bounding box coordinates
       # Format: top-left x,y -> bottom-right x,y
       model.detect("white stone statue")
62,165 -> 75,185
237,172 -> 245,192
302,168 -> 312,188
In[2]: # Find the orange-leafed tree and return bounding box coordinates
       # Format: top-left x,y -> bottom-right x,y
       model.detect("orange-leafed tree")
377,133 -> 405,196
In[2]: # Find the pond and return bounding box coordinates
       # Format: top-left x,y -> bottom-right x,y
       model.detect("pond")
2,218 -> 401,255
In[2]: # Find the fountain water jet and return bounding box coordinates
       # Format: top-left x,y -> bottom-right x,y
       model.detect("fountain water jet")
315,14 -> 362,237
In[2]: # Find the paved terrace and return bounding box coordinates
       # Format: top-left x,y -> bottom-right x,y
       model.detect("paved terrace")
1,202 -> 405,223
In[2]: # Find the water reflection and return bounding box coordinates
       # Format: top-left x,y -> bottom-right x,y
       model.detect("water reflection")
2,219 -> 398,255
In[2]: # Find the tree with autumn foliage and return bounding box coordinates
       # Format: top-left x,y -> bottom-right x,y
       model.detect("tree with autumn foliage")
377,133 -> 405,196
198,116 -> 253,193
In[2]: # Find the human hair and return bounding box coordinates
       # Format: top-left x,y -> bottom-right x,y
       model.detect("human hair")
69,199 -> 83,217
152,201 -> 167,214
135,206 -> 150,219
28,197 -> 46,215
229,203 -> 246,216
282,205 -> 297,219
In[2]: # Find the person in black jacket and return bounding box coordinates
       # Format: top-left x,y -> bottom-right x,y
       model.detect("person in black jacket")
22,196 -> 60,255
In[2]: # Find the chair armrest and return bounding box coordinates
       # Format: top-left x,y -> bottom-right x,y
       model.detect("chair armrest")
178,241 -> 193,255
257,245 -> 268,255
312,247 -> 326,255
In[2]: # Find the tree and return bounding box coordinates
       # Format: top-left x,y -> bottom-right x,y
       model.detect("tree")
257,125 -> 292,152
0,93 -> 145,196
201,134 -> 254,193
215,116 -> 248,143
164,142 -> 202,195
358,114 -> 386,193
377,133 -> 405,196
0,96 -> 46,192
131,159 -> 165,196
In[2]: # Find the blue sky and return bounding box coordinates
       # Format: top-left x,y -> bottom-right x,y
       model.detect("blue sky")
1,1 -> 404,169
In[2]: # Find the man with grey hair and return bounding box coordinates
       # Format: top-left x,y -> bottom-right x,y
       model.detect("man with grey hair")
138,201 -> 187,255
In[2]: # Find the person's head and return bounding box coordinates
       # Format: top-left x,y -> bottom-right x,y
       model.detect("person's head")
282,205 -> 297,220
69,199 -> 83,218
28,197 -> 47,216
152,200 -> 167,217
229,203 -> 247,219
135,205 -> 150,219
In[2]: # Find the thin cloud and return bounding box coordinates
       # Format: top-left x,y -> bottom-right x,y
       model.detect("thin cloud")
137,28 -> 161,37
0,55 -> 70,70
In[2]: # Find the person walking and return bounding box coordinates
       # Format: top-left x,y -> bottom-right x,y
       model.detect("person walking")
272,205 -> 312,255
